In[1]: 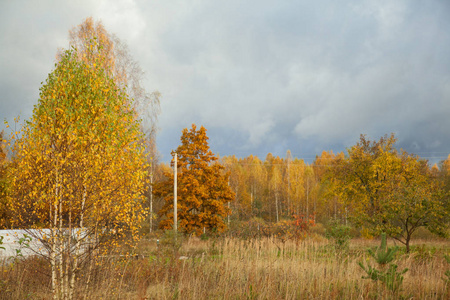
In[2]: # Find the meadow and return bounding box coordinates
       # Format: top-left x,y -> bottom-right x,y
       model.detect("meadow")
1,232 -> 449,299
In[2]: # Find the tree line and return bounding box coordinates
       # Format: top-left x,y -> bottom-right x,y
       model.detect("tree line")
149,132 -> 449,252
217,135 -> 449,252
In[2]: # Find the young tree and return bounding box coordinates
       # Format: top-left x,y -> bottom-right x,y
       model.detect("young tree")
222,156 -> 253,220
221,155 -> 243,222
6,44 -> 147,299
332,134 -> 448,252
313,150 -> 346,222
265,154 -> 284,222
154,124 -> 234,235
244,155 -> 266,218
287,158 -> 306,216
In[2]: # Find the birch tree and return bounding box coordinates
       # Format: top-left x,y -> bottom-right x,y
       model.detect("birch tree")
67,16 -> 161,236
66,17 -> 160,138
7,44 -> 147,299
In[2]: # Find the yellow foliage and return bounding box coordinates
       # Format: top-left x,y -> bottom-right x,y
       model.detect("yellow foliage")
361,227 -> 374,240
7,44 -> 147,240
329,134 -> 448,251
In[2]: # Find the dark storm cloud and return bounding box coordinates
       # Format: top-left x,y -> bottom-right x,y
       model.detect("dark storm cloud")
1,0 -> 450,163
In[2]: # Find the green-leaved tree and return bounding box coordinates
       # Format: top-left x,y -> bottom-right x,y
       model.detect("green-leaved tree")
331,134 -> 448,252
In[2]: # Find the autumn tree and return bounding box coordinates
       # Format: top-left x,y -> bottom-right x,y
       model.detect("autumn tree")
221,155 -> 245,222
244,155 -> 267,218
437,155 -> 450,224
303,165 -> 318,221
66,16 -> 161,169
154,124 -> 234,235
67,16 -> 160,235
6,44 -> 147,299
313,150 -> 346,222
332,134 -> 448,252
222,155 -> 254,220
265,154 -> 284,222
66,17 -> 160,137
287,158 -> 306,216
439,155 -> 450,194
0,131 -> 9,228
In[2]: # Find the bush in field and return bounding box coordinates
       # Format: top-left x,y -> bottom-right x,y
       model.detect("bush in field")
325,219 -> 351,252
157,230 -> 185,257
276,214 -> 315,241
226,218 -> 266,239
226,215 -> 314,241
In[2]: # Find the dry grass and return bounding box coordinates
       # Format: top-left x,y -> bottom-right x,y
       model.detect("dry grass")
1,236 -> 449,299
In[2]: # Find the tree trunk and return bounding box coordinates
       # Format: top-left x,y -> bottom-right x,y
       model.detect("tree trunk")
52,168 -> 61,300
306,178 -> 309,219
58,186 -> 66,299
275,192 -> 279,223
51,227 -> 58,300
334,197 -> 337,219
72,184 -> 87,300
405,234 -> 411,253
251,189 -> 253,215
150,160 -> 153,234
287,162 -> 291,216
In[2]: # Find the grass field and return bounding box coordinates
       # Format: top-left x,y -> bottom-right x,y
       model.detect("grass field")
1,235 -> 449,299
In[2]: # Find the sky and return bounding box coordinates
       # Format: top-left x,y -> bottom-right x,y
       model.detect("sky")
1,0 -> 450,164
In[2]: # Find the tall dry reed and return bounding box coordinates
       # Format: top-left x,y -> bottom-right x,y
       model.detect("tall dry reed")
0,237 -> 448,299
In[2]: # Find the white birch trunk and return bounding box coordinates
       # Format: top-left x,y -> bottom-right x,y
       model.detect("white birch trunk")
275,192 -> 279,223
51,169 -> 60,300
150,160 -> 153,234
58,189 -> 65,299
306,178 -> 309,219
70,184 -> 87,300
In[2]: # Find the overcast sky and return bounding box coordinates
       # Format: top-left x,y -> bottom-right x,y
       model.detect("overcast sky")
1,0 -> 450,163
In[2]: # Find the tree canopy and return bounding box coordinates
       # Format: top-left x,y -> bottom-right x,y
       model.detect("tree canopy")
330,134 -> 448,252
66,17 -> 160,139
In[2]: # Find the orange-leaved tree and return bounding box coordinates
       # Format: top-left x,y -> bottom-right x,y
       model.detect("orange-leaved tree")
6,43 -> 147,299
154,124 -> 234,235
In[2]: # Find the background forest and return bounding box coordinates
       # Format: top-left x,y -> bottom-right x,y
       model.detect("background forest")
151,132 -> 449,250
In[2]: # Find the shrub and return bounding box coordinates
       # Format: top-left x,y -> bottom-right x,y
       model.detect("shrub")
157,230 -> 185,257
358,233 -> 408,295
325,219 -> 351,252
